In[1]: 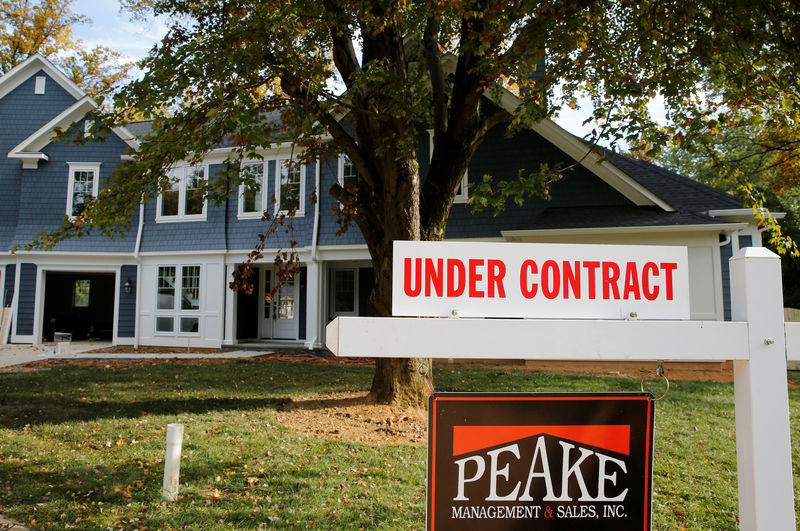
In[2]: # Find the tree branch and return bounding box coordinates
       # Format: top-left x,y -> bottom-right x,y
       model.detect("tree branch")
423,8 -> 447,140
322,0 -> 361,88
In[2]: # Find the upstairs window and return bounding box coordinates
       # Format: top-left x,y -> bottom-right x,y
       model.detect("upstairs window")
427,130 -> 468,203
277,159 -> 305,216
238,161 -> 267,218
67,162 -> 100,217
339,155 -> 358,190
157,165 -> 207,221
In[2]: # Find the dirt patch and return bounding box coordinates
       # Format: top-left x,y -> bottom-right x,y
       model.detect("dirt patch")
275,391 -> 427,446
85,345 -> 222,354
0,352 -> 374,372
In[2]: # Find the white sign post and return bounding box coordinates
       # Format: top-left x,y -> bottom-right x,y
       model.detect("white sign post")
327,243 -> 796,530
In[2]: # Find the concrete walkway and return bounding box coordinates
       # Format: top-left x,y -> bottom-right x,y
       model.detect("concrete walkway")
0,341 -> 311,369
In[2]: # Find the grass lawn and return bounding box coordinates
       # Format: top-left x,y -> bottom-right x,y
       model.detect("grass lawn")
0,360 -> 799,529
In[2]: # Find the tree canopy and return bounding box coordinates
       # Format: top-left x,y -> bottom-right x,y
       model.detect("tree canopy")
0,0 -> 129,96
44,0 -> 800,405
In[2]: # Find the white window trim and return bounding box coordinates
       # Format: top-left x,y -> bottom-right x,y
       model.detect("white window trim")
34,76 -> 46,94
66,162 -> 101,218
427,129 -> 468,203
330,268 -> 358,317
337,154 -> 358,188
275,158 -> 305,217
237,160 -> 269,219
155,164 -> 208,223
154,264 -> 202,336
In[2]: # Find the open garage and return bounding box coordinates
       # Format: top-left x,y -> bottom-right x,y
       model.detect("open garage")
42,272 -> 115,342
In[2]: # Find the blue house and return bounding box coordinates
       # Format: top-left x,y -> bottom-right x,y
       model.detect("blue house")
0,54 -> 765,349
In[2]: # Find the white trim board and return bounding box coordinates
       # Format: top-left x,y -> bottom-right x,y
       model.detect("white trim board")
502,222 -> 750,239
326,317 -> 749,361
8,97 -> 140,168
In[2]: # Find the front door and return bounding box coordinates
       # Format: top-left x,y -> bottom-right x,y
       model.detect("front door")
260,269 -> 299,340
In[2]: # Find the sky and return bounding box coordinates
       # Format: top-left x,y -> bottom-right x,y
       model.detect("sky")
68,1 -> 665,140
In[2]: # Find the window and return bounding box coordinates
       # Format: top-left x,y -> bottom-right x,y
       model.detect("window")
332,269 -> 357,315
277,159 -> 305,216
66,163 -> 100,217
72,280 -> 90,308
427,130 -> 468,203
157,165 -> 207,221
155,265 -> 200,335
238,161 -> 267,218
338,155 -> 358,190
181,266 -> 200,310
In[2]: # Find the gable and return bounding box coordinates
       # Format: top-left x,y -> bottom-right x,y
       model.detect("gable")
0,54 -> 83,101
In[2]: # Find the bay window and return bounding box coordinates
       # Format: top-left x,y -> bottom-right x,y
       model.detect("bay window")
155,265 -> 201,334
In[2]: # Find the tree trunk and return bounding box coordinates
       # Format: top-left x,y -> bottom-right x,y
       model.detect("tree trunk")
366,243 -> 431,406
356,156 -> 432,407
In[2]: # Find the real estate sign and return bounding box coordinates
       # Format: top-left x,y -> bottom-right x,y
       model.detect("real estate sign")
427,393 -> 656,531
392,241 -> 689,319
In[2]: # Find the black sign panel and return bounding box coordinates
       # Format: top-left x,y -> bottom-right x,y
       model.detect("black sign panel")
427,393 -> 655,530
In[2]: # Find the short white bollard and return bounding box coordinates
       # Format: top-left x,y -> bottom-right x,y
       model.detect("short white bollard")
162,423 -> 185,501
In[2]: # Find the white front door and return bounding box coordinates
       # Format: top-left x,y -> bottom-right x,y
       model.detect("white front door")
260,269 -> 299,340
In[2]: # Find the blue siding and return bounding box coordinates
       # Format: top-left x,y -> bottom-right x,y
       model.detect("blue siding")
117,265 -> 137,337
316,124 -> 631,245
443,125 -> 629,239
12,118 -> 137,252
4,264 -> 15,306
224,160 -> 317,250
140,163 -> 228,252
720,242 -> 732,321
739,235 -> 753,249
15,263 -> 36,336
0,71 -> 79,251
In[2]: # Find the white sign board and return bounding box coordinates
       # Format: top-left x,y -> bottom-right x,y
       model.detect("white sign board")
392,241 -> 689,319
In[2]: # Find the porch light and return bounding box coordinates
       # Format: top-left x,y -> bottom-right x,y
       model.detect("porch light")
124,278 -> 134,295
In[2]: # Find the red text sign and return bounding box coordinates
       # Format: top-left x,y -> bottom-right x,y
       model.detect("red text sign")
392,241 -> 689,319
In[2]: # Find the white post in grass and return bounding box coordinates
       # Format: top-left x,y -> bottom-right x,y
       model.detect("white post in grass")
730,247 -> 795,530
162,423 -> 185,501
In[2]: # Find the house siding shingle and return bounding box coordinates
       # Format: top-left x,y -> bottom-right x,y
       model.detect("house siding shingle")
11,118 -> 138,252
4,264 -> 15,307
15,263 -> 36,335
117,265 -> 137,337
0,72 -> 80,252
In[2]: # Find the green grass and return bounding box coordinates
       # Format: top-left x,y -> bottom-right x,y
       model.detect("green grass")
0,361 -> 798,529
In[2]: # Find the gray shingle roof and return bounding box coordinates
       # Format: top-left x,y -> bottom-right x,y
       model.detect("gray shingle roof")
607,154 -> 743,211
124,120 -> 154,138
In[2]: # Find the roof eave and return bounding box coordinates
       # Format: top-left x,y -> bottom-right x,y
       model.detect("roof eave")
502,222 -> 750,240
7,152 -> 48,169
708,208 -> 786,221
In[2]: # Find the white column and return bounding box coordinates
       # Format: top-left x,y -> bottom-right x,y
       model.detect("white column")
223,264 -> 236,346
730,246 -> 795,530
305,261 -> 321,349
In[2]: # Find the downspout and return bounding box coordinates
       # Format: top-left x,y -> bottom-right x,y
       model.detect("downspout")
307,159 -> 322,349
133,202 -> 144,349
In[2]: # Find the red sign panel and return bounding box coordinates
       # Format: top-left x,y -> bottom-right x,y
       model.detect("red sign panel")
427,393 -> 655,530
